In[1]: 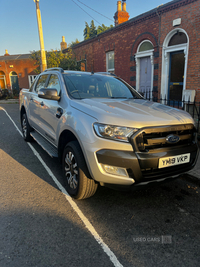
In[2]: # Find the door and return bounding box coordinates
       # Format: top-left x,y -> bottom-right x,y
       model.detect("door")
38,74 -> 62,146
10,72 -> 19,92
139,57 -> 151,98
168,51 -> 185,102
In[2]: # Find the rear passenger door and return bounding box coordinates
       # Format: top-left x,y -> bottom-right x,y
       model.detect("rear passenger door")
38,74 -> 62,146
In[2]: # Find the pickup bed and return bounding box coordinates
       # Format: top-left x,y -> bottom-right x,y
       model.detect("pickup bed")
19,68 -> 199,199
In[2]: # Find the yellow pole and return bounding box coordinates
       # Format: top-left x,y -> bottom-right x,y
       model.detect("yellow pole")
34,0 -> 47,72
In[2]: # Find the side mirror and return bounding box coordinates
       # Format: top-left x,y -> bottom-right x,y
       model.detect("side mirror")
38,88 -> 60,101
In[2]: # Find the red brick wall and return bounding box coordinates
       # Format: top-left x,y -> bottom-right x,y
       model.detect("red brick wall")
0,58 -> 37,90
71,0 -> 200,101
72,15 -> 159,90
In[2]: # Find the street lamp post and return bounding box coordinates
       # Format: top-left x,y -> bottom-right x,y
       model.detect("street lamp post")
33,0 -> 47,72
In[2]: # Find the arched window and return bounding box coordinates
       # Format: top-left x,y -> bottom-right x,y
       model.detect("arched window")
10,71 -> 17,76
168,31 -> 187,46
0,71 -> 6,89
138,41 -> 154,52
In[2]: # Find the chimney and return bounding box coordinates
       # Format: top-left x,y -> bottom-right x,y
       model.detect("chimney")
117,1 -> 122,11
114,0 -> 129,26
4,49 -> 10,56
60,36 -> 67,52
122,0 -> 126,11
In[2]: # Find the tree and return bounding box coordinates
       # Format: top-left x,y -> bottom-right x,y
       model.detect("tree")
83,20 -> 113,40
30,49 -> 80,74
83,22 -> 90,40
69,38 -> 80,47
97,24 -> 113,34
89,20 -> 97,37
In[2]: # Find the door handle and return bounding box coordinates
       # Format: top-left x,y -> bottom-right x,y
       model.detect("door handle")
40,101 -> 44,106
56,108 -> 63,118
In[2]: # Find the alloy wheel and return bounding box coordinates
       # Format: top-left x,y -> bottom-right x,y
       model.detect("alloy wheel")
22,117 -> 27,138
64,151 -> 78,190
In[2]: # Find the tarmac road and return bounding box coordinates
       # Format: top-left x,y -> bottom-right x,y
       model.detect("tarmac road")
0,103 -> 200,267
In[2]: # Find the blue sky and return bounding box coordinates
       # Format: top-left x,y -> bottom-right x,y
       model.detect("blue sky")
0,0 -> 170,56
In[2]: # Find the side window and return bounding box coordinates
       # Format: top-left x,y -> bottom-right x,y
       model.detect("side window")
47,74 -> 61,95
35,74 -> 48,93
106,51 -> 115,73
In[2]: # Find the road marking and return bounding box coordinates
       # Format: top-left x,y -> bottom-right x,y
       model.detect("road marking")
0,107 -> 124,267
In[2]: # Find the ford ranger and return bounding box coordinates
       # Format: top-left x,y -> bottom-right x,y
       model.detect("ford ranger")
19,68 -> 199,199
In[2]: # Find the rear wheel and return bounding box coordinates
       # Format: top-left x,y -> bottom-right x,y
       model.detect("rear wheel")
62,141 -> 98,200
21,113 -> 33,142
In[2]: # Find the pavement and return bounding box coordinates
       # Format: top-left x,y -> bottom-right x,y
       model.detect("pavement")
0,99 -> 200,182
0,99 -> 19,104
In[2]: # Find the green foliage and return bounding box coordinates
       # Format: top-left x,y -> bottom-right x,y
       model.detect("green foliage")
83,22 -> 90,40
89,20 -> 97,37
83,20 -> 113,40
97,24 -> 113,35
30,49 -> 80,74
69,38 -> 80,47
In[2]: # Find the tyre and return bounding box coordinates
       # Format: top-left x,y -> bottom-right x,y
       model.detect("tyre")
62,141 -> 98,200
21,113 -> 33,142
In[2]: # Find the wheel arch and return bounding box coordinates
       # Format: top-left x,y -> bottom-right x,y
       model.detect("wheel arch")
58,130 -> 79,162
58,129 -> 94,179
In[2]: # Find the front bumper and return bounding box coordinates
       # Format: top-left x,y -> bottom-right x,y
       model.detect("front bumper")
96,143 -> 199,185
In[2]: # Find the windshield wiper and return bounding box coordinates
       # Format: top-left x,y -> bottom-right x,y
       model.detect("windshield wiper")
127,96 -> 141,99
109,97 -> 129,99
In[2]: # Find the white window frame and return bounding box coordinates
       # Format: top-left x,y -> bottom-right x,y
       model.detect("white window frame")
106,51 -> 115,72
28,75 -> 37,88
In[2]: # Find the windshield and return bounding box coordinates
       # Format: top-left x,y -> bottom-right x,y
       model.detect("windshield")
63,73 -> 142,99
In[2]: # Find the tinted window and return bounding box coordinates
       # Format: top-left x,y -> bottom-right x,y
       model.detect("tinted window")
35,74 -> 48,93
63,73 -> 141,99
47,74 -> 61,95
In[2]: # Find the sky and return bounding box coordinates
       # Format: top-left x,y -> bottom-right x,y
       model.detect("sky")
0,0 -> 171,56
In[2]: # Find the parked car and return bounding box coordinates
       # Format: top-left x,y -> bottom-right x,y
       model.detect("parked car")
19,68 -> 199,199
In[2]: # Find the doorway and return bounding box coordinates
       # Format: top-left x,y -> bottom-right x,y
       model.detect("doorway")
0,71 -> 6,89
10,71 -> 19,92
168,51 -> 185,101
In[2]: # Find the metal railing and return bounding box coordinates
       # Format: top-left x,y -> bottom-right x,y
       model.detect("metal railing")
139,90 -> 200,134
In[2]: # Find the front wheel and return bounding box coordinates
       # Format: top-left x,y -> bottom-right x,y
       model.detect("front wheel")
62,141 -> 98,200
21,113 -> 33,142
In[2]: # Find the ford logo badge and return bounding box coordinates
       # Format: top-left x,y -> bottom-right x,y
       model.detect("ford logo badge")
166,134 -> 180,144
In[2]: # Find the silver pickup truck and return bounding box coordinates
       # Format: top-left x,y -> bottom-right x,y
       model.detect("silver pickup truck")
19,68 -> 199,199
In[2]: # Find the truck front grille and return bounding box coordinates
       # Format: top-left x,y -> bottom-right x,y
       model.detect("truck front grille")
133,124 -> 196,152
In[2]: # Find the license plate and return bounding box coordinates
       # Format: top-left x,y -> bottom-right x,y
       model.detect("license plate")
158,153 -> 190,169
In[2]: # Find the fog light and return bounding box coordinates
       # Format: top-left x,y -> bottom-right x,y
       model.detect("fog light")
101,164 -> 128,177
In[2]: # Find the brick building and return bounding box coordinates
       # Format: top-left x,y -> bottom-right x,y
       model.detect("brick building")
0,50 -> 37,92
63,0 -> 200,102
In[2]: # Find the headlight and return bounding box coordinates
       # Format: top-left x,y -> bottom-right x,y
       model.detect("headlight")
93,123 -> 138,142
